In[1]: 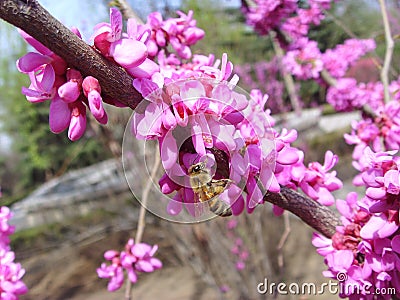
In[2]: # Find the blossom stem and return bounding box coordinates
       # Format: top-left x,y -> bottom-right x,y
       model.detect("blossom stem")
320,69 -> 337,87
378,0 -> 394,103
269,31 -> 302,115
110,0 -> 144,24
0,0 -> 142,109
322,8 -> 358,39
124,147 -> 160,300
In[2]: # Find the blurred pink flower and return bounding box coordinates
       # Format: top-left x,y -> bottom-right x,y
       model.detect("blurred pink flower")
97,239 -> 162,291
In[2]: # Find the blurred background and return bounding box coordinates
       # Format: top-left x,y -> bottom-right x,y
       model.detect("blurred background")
0,0 -> 399,299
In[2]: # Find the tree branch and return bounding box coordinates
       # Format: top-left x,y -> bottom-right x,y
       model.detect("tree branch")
212,148 -> 340,238
264,186 -> 340,238
0,0 -> 142,109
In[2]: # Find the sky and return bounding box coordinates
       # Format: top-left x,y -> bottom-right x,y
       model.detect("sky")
39,0 -> 240,38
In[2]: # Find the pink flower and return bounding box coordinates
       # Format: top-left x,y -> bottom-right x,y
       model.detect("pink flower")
241,0 -> 298,36
322,39 -> 376,78
17,52 -> 58,103
283,39 -> 323,80
120,239 -> 162,282
0,207 -> 28,298
16,27 -> 111,141
58,69 -> 82,103
92,8 -> 148,69
98,239 -> 162,291
82,76 -> 108,124
326,78 -> 364,112
144,10 -> 204,59
299,151 -> 343,206
235,261 -> 246,271
314,187 -> 400,299
132,76 -> 287,217
68,101 -> 87,141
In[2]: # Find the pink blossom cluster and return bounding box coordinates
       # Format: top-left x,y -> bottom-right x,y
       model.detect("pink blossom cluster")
134,68 -> 342,217
97,238 -> 162,291
282,38 -> 376,85
16,8 -> 207,142
133,60 -> 309,216
313,181 -> 400,297
242,0 -> 330,42
352,147 -> 400,215
131,47 -> 276,217
241,0 -> 298,36
16,28 -> 111,141
312,111 -> 400,299
283,38 -> 323,80
144,10 -> 205,59
326,79 -> 388,112
343,83 -> 400,157
92,8 -> 158,80
322,39 -> 377,79
133,72 -> 277,216
242,1 -> 378,113
0,207 -> 28,299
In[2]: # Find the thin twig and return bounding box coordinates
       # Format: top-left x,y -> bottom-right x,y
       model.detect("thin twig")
322,8 -> 358,39
269,31 -> 302,115
378,0 -> 394,103
136,150 -> 160,243
320,69 -> 337,87
124,148 -> 160,300
277,211 -> 291,270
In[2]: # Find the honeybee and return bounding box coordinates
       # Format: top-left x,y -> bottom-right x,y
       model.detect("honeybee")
188,161 -> 232,217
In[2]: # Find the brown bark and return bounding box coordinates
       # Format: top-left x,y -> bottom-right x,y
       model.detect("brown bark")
265,186 -> 340,238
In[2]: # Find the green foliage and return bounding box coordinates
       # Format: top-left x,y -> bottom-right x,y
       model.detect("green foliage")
182,0 -> 273,65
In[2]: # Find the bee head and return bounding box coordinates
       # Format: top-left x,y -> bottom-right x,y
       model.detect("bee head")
188,161 -> 205,175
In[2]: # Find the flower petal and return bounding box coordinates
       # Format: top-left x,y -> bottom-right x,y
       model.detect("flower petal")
49,96 -> 71,133
16,52 -> 52,73
110,39 -> 147,68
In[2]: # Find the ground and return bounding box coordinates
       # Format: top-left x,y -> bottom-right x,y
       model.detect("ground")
15,206 -> 338,300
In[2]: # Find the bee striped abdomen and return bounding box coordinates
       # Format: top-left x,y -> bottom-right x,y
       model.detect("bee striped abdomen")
208,197 -> 232,217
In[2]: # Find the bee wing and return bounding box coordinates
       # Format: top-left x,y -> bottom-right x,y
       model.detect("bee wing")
193,189 -> 207,218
